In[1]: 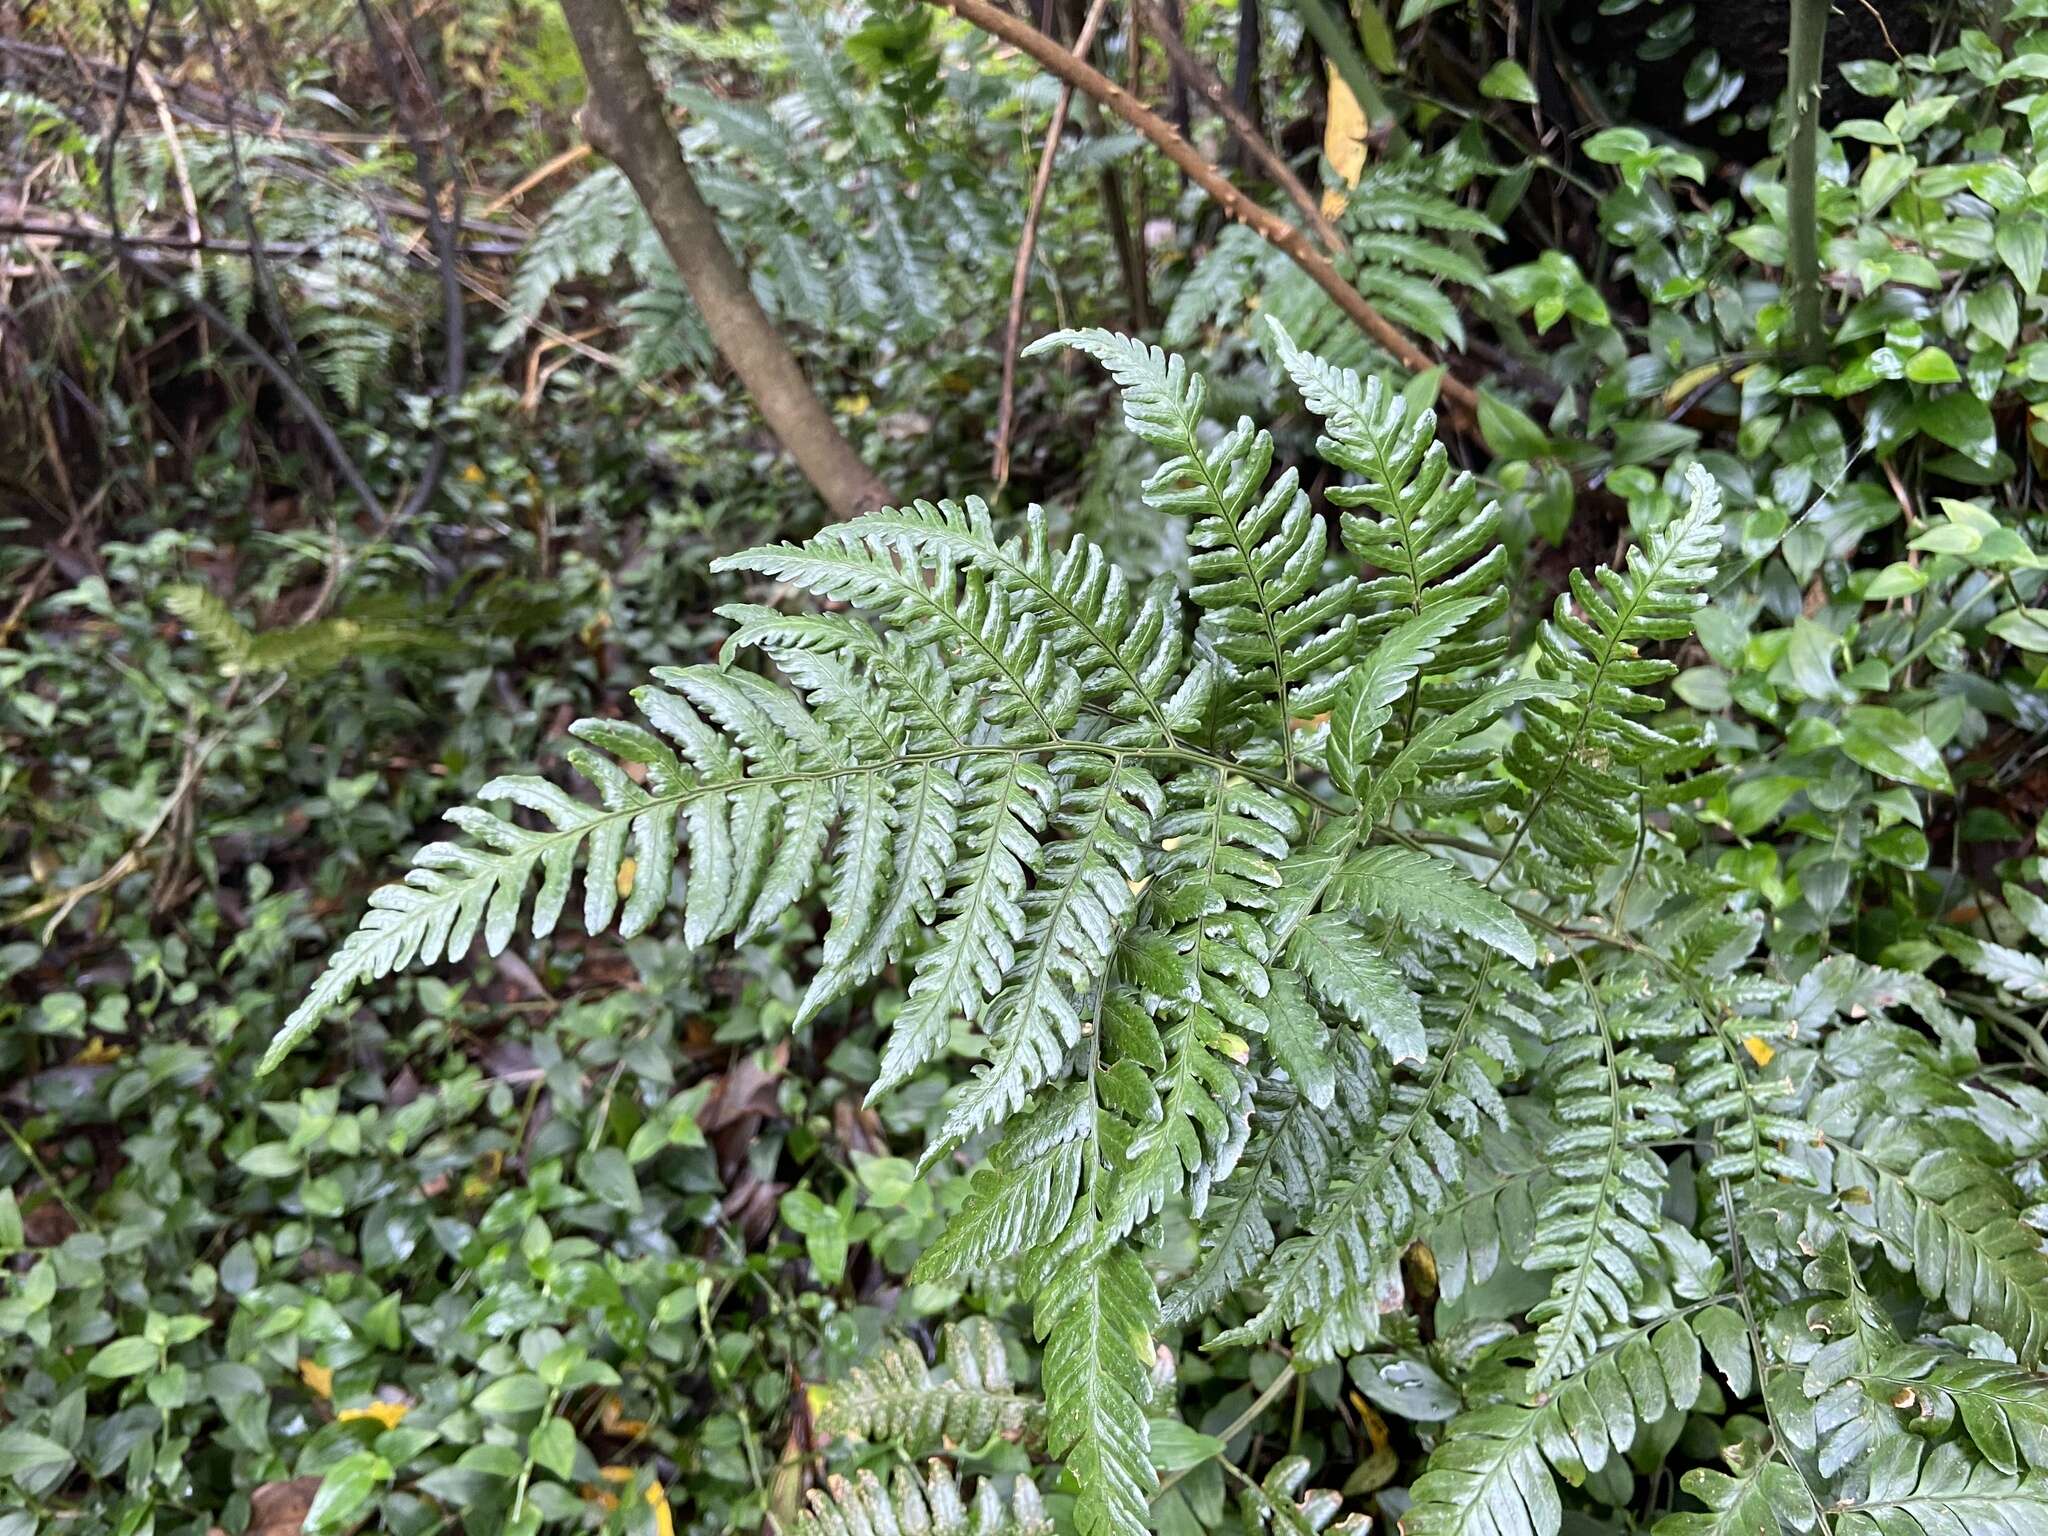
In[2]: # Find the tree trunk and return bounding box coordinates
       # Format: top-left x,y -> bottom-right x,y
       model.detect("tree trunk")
557,0 -> 888,520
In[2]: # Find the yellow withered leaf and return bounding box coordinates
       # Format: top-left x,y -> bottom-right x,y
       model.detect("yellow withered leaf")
594,1469 -> 673,1536
1743,1035 -> 1776,1067
1405,1240 -> 1439,1300
338,1400 -> 409,1429
1660,361 -> 1732,414
1321,65 -> 1370,218
299,1359 -> 334,1400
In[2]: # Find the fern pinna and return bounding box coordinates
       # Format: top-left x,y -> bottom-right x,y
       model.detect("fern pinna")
271,327 -> 2048,1536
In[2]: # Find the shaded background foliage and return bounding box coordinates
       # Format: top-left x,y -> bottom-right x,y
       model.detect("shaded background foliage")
5,1 -> 2048,1535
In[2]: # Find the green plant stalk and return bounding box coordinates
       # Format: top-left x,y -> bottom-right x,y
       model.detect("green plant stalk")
1784,0 -> 1829,358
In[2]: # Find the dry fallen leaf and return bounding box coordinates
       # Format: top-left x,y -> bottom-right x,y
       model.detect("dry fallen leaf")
597,1395 -> 649,1439
246,1477 -> 322,1536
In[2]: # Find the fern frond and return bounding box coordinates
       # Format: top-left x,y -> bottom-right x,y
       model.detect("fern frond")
1523,974 -> 1688,1392
1424,1116 -> 1551,1305
165,586 -> 450,678
1844,1143 -> 2048,1368
1162,1030 -> 1381,1327
817,1318 -> 1040,1451
1029,330 -> 1354,759
1031,1237 -> 1158,1536
1500,466 -> 1723,879
814,500 -> 1189,741
916,1089 -> 1090,1282
894,755 -> 1055,1112
1653,1447 -> 1814,1536
1830,1442 -> 2048,1534
1869,1348 -> 2048,1474
1402,1404 -> 1558,1536
1323,846 -> 1536,966
716,531 -> 1080,741
794,1462 -> 1052,1536
1234,1455 -> 1371,1535
1109,766 -> 1298,1232
1270,320 -> 1508,688
1531,1310 -> 1721,1479
1214,968 -> 1512,1356
164,585 -> 255,672
933,758 -> 1156,1145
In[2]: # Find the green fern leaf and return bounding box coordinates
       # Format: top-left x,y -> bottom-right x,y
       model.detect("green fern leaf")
1846,1144 -> 2048,1369
1287,912 -> 1424,1065
794,1462 -> 1052,1536
1270,320 -> 1507,686
1523,978 -> 1687,1392
1033,1237 -> 1159,1536
1653,1448 -> 1814,1536
816,1318 -> 1040,1451
1403,1404 -> 1559,1536
934,759 -> 1157,1146
1832,1442 -> 2048,1534
1499,465 -> 1723,878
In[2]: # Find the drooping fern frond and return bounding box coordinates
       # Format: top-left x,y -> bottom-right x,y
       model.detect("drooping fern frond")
1214,960 -> 1515,1358
165,585 -> 454,679
1162,1028 -> 1381,1328
817,1318 -> 1040,1452
1031,1236 -> 1159,1536
794,1462 -> 1052,1536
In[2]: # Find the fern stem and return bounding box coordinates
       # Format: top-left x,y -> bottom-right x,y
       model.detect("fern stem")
1715,1176 -> 1837,1534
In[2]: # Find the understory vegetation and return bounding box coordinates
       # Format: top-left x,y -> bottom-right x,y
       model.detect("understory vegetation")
7,2 -> 2048,1535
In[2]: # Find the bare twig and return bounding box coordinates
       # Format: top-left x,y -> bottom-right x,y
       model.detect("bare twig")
994,0 -> 1112,486
1131,0 -> 1340,256
357,0 -> 466,534
0,214 -> 522,259
931,0 -> 1476,422
197,0 -> 302,367
474,142 -> 591,223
